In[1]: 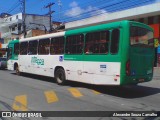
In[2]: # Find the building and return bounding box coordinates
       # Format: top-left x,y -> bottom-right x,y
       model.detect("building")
0,13 -> 50,44
53,21 -> 65,30
26,29 -> 49,38
65,1 -> 160,66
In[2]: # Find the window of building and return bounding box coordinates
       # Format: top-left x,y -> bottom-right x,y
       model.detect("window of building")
110,29 -> 120,54
12,27 -> 15,31
139,18 -> 144,23
28,40 -> 38,55
18,24 -> 21,31
66,34 -> 84,54
14,43 -> 19,55
20,42 -> 28,55
148,16 -> 154,24
50,37 -> 64,54
16,15 -> 18,19
38,38 -> 50,55
85,31 -> 110,54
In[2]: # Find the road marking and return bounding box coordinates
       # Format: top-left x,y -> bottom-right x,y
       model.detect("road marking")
12,95 -> 27,111
44,90 -> 59,103
92,90 -> 101,94
68,88 -> 83,98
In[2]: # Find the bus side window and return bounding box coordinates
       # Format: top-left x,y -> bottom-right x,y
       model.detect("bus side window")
99,44 -> 107,53
65,34 -> 84,54
38,38 -> 50,55
110,29 -> 120,54
50,37 -> 64,55
85,33 -> 94,54
20,42 -> 28,55
28,40 -> 38,55
85,44 -> 93,54
85,30 -> 109,54
99,31 -> 110,54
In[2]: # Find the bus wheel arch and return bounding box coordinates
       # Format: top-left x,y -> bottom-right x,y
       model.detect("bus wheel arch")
54,66 -> 66,85
14,63 -> 20,75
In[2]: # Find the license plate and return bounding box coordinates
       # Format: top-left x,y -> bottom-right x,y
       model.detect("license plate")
139,79 -> 144,82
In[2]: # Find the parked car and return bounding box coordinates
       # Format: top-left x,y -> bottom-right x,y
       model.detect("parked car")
0,57 -> 7,69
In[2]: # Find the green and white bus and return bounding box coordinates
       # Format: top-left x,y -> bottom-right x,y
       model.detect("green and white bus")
7,40 -> 19,72
11,20 -> 155,85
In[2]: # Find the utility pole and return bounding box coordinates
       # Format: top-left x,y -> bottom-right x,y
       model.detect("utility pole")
20,0 -> 26,38
44,3 -> 55,32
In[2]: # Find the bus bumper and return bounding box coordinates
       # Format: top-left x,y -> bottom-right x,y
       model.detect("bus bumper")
120,74 -> 153,85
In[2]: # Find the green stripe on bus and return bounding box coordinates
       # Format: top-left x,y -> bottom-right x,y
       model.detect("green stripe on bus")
64,55 -> 121,62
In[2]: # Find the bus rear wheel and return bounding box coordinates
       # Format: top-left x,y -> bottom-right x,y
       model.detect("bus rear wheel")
15,66 -> 20,76
55,68 -> 66,85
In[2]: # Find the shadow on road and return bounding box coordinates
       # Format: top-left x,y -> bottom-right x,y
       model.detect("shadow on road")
11,72 -> 57,84
11,72 -> 160,99
65,81 -> 160,99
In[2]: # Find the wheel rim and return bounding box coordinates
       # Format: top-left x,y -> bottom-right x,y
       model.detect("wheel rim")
16,67 -> 19,75
57,72 -> 63,83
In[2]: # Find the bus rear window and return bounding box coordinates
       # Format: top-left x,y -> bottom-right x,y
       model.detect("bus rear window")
130,26 -> 154,47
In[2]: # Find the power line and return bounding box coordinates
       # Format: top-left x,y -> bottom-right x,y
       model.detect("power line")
53,0 -> 123,21
25,0 -> 46,11
52,0 -> 103,19
6,0 -> 20,14
54,0 -> 102,16
60,0 -> 129,21
1,0 -> 154,28
53,0 -> 152,22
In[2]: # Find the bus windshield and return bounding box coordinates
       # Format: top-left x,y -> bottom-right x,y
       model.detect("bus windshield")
7,47 -> 12,60
130,26 -> 154,47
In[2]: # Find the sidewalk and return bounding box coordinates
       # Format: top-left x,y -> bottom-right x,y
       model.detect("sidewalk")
153,67 -> 160,80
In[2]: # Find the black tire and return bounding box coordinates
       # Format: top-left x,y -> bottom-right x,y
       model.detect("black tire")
55,68 -> 66,85
15,65 -> 21,76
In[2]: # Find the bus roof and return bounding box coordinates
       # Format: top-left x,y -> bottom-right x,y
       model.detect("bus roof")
129,21 -> 153,31
20,31 -> 65,42
8,40 -> 19,44
65,20 -> 153,36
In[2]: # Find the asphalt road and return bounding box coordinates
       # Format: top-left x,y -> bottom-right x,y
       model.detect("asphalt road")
0,70 -> 160,120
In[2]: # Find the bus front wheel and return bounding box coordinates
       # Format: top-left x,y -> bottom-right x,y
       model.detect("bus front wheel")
16,66 -> 20,76
55,68 -> 66,85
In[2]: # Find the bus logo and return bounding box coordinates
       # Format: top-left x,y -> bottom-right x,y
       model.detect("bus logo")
59,56 -> 63,62
31,56 -> 44,65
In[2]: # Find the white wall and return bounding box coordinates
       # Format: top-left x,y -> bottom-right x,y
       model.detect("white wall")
0,13 -> 50,41
3,13 -> 23,22
65,2 -> 160,30
25,15 -> 50,31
